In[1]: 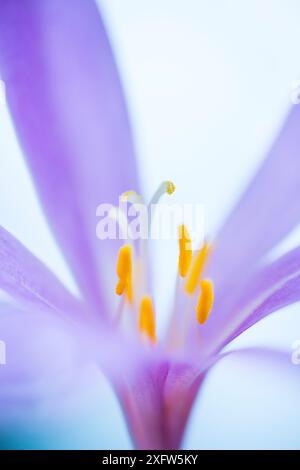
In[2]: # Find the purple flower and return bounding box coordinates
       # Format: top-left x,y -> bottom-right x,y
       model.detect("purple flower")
1,0 -> 300,450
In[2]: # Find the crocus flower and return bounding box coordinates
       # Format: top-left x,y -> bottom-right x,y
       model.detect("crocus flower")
1,0 -> 300,450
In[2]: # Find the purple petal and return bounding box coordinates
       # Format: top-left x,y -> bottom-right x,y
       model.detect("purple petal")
0,302 -> 144,410
120,348 -> 274,450
121,346 -> 299,450
0,225 -> 82,318
186,347 -> 300,449
209,105 -> 300,292
0,304 -> 138,449
118,358 -> 206,450
0,305 -> 81,395
0,0 -> 139,311
0,360 -> 132,450
192,246 -> 300,357
230,273 -> 300,343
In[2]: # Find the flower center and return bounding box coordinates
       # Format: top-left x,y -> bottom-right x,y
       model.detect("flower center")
113,182 -> 214,347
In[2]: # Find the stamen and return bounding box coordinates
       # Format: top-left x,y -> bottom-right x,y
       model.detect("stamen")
121,189 -> 149,295
196,279 -> 214,324
139,295 -> 156,343
185,242 -> 211,295
115,244 -> 133,303
178,224 -> 192,277
149,180 -> 176,207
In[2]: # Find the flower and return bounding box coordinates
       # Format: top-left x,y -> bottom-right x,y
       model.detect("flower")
1,0 -> 300,450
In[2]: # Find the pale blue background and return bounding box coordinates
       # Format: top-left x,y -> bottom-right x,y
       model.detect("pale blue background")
1,0 -> 300,449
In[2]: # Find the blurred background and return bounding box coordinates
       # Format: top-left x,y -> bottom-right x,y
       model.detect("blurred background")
1,0 -> 300,449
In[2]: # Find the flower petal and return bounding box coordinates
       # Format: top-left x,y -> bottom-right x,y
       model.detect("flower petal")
118,356 -> 207,450
0,302 -> 144,403
0,305 -> 81,394
192,246 -> 300,357
0,362 -> 132,450
229,273 -> 300,344
0,0 -> 139,310
209,105 -> 300,291
185,347 -> 300,449
0,302 -> 139,449
0,225 -> 82,318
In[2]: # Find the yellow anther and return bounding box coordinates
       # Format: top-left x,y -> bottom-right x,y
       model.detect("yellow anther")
139,295 -> 156,343
196,279 -> 214,324
116,278 -> 126,296
116,245 -> 132,282
185,242 -> 211,295
115,244 -> 133,302
178,224 -> 192,277
166,181 -> 176,195
126,275 -> 133,303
